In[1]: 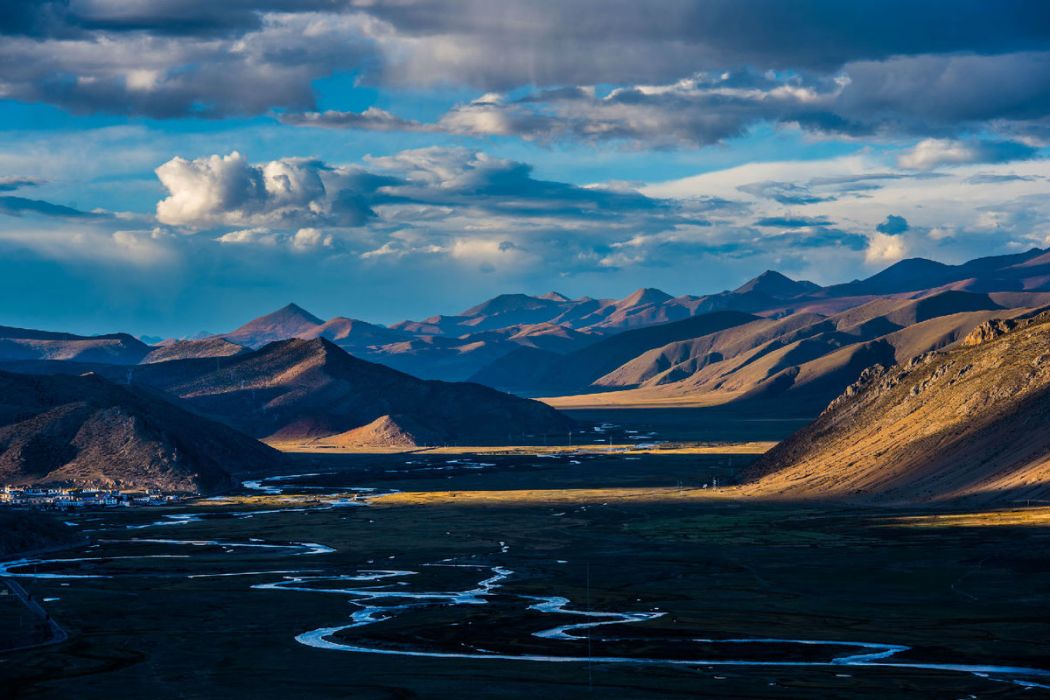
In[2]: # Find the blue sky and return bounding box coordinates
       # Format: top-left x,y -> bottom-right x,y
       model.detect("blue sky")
1,1 -> 1049,337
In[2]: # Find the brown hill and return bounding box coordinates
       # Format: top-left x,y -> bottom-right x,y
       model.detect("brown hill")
0,326 -> 149,364
299,316 -> 410,346
221,302 -> 324,347
142,337 -> 248,364
471,310 -> 758,392
119,338 -> 574,444
742,311 -> 1050,505
548,291 -> 1044,411
0,370 -> 279,493
300,415 -> 437,449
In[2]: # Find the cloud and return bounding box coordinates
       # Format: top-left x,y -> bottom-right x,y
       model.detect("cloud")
0,1 -> 1047,148
898,138 -> 1039,170
866,232 -> 908,264
0,195 -> 105,219
965,173 -> 1042,184
754,215 -> 833,228
876,215 -> 909,235
0,224 -> 174,267
0,9 -> 378,118
738,181 -> 835,205
291,227 -> 333,250
155,151 -> 379,229
0,176 -> 45,192
279,107 -> 434,132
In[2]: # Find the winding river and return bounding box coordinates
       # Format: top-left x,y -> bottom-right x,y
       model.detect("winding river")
3,473 -> 1048,691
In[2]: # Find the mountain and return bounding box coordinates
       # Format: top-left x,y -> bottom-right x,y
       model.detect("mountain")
743,311 -> 1050,505
116,338 -> 574,446
299,316 -> 410,346
221,303 -> 324,347
547,290 -> 1045,411
0,370 -> 279,493
142,337 -> 248,364
824,248 -> 1050,297
0,326 -> 150,364
470,310 -> 758,392
732,270 -> 821,297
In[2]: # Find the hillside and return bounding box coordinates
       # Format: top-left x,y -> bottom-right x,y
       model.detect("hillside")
0,326 -> 149,364
119,338 -> 574,446
221,303 -> 324,347
743,312 -> 1050,505
470,310 -> 758,392
546,291 -> 1045,412
142,337 -> 248,364
0,370 -> 280,493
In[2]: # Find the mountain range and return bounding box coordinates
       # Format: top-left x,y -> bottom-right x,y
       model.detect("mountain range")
6,247 -> 1050,496
743,310 -> 1050,505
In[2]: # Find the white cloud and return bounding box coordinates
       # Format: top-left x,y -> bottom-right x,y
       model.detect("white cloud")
898,138 -> 1038,170
155,151 -> 376,230
865,232 -> 908,264
292,227 -> 333,250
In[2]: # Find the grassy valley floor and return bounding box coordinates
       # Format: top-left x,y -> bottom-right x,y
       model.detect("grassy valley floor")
0,443 -> 1048,699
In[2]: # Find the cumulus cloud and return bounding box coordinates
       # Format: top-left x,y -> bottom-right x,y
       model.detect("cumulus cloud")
898,138 -> 1039,170
866,232 -> 908,264
155,151 -> 379,229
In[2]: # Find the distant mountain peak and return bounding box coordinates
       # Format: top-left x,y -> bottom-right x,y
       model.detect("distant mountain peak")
461,293 -> 557,317
620,287 -> 673,307
733,270 -> 820,298
538,291 -> 571,302
273,302 -> 324,323
222,302 -> 325,348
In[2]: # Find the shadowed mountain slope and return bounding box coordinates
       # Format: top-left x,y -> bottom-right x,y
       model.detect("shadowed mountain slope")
547,291 -> 1044,411
470,310 -> 758,392
0,326 -> 150,364
743,311 -> 1050,505
142,337 -> 248,364
0,370 -> 279,493
118,338 -> 573,445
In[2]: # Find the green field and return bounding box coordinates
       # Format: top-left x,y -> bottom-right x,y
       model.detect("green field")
2,446 -> 1049,698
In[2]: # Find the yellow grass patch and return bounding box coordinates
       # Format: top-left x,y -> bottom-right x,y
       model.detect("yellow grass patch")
373,486 -> 735,507
881,507 -> 1050,528
268,441 -> 776,456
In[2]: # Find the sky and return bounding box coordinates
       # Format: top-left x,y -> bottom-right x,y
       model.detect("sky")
2,1 -> 1050,337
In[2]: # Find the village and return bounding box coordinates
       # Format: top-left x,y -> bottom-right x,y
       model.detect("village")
0,485 -> 186,510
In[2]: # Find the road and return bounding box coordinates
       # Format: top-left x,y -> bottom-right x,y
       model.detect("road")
1,576 -> 68,653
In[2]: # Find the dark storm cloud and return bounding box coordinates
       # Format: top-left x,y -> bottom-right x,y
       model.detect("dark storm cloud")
876,215 -> 909,235
0,0 -> 1046,136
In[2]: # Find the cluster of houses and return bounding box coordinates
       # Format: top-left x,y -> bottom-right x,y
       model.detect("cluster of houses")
0,485 -> 184,510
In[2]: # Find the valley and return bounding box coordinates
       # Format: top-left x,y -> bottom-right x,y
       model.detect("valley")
4,252 -> 1050,698
2,442 -> 1049,699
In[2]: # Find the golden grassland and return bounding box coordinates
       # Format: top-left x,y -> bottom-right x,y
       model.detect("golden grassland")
881,506 -> 1050,528
265,440 -> 776,455
539,390 -> 739,409
373,486 -> 737,507
193,493 -> 365,508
